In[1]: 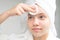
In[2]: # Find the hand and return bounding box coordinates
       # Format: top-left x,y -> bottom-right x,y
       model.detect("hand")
7,3 -> 36,16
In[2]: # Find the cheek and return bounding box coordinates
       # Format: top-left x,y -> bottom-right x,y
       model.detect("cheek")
43,20 -> 50,26
39,20 -> 50,28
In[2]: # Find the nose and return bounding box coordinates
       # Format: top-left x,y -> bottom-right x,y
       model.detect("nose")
33,18 -> 39,26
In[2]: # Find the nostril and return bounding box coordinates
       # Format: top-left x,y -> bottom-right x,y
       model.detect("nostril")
33,24 -> 39,26
33,22 -> 39,27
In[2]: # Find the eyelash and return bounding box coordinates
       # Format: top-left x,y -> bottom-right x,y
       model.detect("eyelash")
28,16 -> 46,20
28,16 -> 33,19
39,16 -> 45,19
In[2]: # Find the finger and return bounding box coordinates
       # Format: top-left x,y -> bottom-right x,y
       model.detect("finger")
16,7 -> 22,15
35,3 -> 41,8
22,5 -> 35,12
18,3 -> 35,10
18,6 -> 26,13
35,3 -> 39,6
29,5 -> 36,10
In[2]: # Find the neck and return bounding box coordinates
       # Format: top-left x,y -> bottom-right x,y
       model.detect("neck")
33,33 -> 48,40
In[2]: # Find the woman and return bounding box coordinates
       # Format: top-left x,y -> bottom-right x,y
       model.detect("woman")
0,0 -> 60,40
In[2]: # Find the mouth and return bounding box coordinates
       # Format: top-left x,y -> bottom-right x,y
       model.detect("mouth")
32,28 -> 42,32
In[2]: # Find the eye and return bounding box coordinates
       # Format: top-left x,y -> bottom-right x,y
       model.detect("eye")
28,14 -> 34,19
39,16 -> 46,20
28,16 -> 33,19
40,16 -> 44,18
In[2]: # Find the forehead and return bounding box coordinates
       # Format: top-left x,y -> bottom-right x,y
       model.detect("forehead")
28,4 -> 49,16
28,13 -> 48,17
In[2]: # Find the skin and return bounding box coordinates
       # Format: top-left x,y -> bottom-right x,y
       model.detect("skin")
0,3 -> 36,24
27,4 -> 50,40
0,3 -> 51,40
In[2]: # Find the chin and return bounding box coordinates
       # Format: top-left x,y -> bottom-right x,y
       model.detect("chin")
32,33 -> 45,37
31,30 -> 48,37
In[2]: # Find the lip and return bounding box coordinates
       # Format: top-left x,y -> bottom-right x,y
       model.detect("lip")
32,28 -> 42,32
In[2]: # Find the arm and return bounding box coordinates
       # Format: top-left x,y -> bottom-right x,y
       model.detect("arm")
0,11 -> 10,24
0,3 -> 35,24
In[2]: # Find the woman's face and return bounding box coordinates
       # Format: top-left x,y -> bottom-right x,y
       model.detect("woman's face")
27,5 -> 50,37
